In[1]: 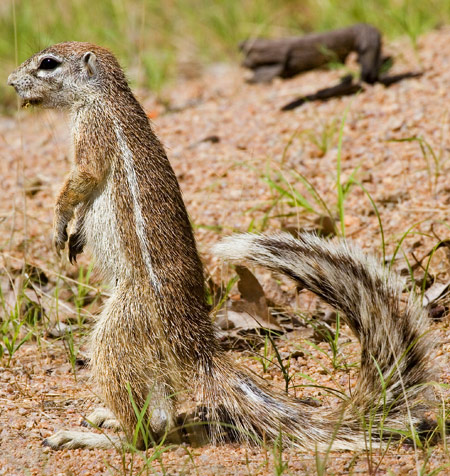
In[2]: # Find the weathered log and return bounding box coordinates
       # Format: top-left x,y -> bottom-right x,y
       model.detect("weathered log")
241,23 -> 423,111
280,71 -> 423,111
281,75 -> 363,111
241,23 -> 382,84
378,71 -> 423,87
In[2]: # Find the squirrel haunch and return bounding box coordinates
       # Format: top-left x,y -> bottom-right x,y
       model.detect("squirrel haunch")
8,42 -> 437,451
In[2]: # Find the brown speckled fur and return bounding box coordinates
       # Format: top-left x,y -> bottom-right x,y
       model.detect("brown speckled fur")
8,43 -> 437,451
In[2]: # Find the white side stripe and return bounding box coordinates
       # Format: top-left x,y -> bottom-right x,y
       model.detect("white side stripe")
113,119 -> 160,291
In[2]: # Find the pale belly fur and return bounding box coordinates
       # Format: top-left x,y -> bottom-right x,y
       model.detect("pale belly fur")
82,178 -> 130,285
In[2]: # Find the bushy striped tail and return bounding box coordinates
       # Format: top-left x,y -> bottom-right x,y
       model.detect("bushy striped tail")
211,233 -> 435,448
198,353 -> 366,451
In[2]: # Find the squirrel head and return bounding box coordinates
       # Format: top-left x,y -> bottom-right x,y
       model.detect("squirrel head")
7,42 -> 129,110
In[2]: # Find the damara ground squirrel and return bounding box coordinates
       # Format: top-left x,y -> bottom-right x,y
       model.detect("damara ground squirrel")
8,42 -> 437,451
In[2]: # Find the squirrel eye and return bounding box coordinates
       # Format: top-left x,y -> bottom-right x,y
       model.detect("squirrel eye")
39,58 -> 61,70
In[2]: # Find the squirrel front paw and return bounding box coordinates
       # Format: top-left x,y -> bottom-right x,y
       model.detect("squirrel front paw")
53,222 -> 68,255
68,231 -> 86,264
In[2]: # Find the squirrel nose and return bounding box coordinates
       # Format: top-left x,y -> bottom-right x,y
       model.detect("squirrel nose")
7,73 -> 16,87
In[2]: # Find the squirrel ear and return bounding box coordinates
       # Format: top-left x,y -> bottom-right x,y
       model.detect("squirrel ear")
82,52 -> 98,78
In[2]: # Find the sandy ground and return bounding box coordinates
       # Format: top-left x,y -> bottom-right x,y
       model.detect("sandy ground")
1,27 -> 450,475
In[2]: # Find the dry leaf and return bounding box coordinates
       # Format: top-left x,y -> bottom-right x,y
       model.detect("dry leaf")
214,266 -> 283,348
313,215 -> 337,237
423,281 -> 450,307
235,265 -> 269,320
282,215 -> 336,239
429,305 -> 447,321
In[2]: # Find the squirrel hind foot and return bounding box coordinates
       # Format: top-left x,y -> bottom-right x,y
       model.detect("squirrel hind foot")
81,407 -> 121,431
43,429 -> 122,450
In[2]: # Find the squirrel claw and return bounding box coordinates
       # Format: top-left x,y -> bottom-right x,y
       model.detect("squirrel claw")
68,232 -> 85,265
53,223 -> 69,257
53,242 -> 64,257
53,239 -> 66,256
53,226 -> 68,257
68,250 -> 78,264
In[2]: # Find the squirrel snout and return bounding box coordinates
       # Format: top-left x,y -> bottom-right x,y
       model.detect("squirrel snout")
7,72 -> 17,88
